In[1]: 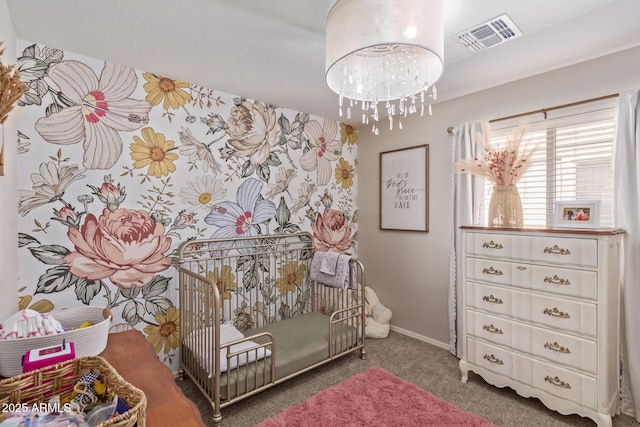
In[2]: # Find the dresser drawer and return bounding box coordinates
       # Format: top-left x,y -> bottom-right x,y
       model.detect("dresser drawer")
466,257 -> 522,287
530,356 -> 597,411
530,236 -> 597,268
467,338 -> 597,410
467,310 -> 597,374
531,294 -> 597,338
466,337 -> 514,378
466,233 -> 519,259
466,232 -> 598,269
467,258 -> 598,300
466,282 -> 597,337
466,281 -> 531,320
531,265 -> 597,300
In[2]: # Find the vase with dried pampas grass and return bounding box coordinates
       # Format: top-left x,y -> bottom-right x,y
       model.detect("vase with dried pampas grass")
455,121 -> 539,227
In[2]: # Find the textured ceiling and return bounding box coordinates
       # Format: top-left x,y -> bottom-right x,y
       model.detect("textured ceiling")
6,0 -> 640,123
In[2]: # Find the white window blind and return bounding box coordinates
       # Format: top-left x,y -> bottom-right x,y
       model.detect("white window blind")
484,99 -> 617,227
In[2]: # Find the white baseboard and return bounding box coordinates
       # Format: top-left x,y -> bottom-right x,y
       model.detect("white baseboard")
389,325 -> 450,351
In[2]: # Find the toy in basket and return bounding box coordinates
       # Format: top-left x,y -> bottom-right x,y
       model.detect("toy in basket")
0,307 -> 112,377
0,356 -> 146,427
22,340 -> 76,373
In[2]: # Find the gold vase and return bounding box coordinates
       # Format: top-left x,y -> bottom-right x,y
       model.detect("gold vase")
488,185 -> 523,227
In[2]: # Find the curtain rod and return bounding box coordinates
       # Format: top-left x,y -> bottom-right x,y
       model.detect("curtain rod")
446,93 -> 619,135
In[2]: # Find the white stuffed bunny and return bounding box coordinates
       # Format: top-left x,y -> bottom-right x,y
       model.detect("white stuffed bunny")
364,286 -> 392,338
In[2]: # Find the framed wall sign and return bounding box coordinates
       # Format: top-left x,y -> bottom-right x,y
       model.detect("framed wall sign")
553,200 -> 601,229
379,144 -> 429,231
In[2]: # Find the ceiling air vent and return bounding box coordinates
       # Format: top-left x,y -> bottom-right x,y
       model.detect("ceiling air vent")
454,14 -> 522,53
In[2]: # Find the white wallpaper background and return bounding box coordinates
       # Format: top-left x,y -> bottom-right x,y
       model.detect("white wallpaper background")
14,40 -> 359,369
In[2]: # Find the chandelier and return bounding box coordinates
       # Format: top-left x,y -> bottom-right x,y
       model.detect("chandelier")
325,0 -> 444,134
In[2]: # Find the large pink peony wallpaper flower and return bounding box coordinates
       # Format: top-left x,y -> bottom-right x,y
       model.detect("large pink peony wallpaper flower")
15,41 -> 358,369
65,208 -> 173,288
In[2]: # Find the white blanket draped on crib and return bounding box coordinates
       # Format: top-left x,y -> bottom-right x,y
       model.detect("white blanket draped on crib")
310,252 -> 355,289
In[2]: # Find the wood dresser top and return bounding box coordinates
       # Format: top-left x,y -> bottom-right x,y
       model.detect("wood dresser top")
460,226 -> 625,235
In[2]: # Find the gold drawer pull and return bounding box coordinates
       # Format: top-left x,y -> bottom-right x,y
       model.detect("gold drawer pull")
482,266 -> 503,276
482,241 -> 503,249
482,295 -> 503,304
517,266 -> 527,271
544,341 -> 571,354
544,275 -> 571,286
543,307 -> 570,319
544,375 -> 571,389
483,354 -> 504,365
543,245 -> 571,255
483,324 -> 504,334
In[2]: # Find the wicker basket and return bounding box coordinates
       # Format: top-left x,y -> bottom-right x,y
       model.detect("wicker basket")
0,356 -> 146,427
0,306 -> 112,377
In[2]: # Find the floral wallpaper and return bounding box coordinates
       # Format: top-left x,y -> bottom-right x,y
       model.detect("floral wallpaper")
14,41 -> 358,369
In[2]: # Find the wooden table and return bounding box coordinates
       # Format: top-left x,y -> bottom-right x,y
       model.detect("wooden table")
100,330 -> 205,427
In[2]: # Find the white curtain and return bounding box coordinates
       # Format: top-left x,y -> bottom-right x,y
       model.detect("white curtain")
448,122 -> 486,356
613,89 -> 640,420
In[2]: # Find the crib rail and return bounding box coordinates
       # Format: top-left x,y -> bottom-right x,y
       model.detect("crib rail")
177,232 -> 365,426
221,333 -> 275,402
178,233 -> 316,328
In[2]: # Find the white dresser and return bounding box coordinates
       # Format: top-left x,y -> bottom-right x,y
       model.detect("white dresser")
459,227 -> 623,426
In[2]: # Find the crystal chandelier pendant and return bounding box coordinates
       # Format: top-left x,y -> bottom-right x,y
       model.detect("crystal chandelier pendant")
325,0 -> 444,133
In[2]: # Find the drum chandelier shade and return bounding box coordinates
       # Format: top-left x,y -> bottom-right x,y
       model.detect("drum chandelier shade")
325,0 -> 444,133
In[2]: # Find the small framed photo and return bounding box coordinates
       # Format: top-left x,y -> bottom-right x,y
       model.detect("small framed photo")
553,200 -> 601,229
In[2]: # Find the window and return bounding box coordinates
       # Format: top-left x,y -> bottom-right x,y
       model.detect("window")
484,100 -> 617,227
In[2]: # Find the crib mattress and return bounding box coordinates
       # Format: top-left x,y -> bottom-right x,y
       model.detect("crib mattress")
216,311 -> 359,400
251,311 -> 358,378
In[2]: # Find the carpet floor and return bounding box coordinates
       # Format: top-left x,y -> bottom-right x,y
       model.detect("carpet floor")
177,330 -> 640,427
